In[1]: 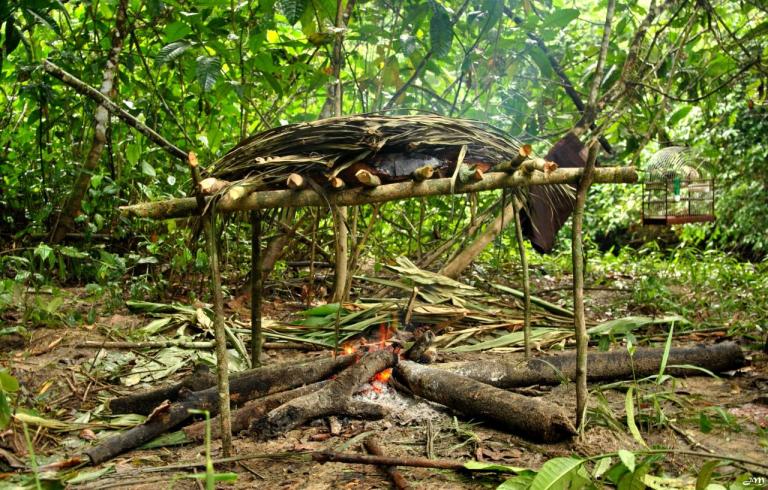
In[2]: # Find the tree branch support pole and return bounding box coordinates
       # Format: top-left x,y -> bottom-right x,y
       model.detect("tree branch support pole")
189,153 -> 232,457
572,0 -> 615,431
572,145 -> 596,431
331,0 -> 350,303
250,210 -> 263,367
512,198 -> 531,359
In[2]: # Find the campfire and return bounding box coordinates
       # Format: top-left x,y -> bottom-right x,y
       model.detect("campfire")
82,334 -> 744,467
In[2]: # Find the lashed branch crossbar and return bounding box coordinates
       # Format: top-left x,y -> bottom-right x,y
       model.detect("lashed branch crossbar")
120,167 -> 637,220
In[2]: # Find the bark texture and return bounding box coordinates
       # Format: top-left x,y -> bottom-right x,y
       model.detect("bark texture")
440,342 -> 745,388
395,361 -> 576,442
119,168 -> 638,219
51,0 -> 128,242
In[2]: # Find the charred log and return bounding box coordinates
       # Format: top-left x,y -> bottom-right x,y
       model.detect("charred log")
441,342 -> 745,388
395,361 -> 576,442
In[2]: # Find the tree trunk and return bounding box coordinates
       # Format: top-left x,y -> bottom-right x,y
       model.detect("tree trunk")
51,0 -> 128,243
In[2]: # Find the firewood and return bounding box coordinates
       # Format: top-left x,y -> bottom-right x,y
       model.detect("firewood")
395,360 -> 576,442
87,355 -> 355,464
439,342 -> 745,388
286,173 -> 305,190
355,169 -> 382,187
411,165 -> 434,182
250,350 -> 396,439
108,364 -> 215,416
183,381 -> 327,441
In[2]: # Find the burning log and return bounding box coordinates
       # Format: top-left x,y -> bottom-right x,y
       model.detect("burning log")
250,350 -> 397,439
440,342 -> 745,388
395,361 -> 576,442
183,381 -> 327,441
87,355 -> 354,464
364,436 -> 410,490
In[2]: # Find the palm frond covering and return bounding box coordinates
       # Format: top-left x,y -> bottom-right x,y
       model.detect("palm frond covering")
207,114 -> 525,184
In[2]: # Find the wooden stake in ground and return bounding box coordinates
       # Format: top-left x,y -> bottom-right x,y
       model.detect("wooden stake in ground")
395,360 -> 576,442
250,210 -> 263,367
189,153 -> 232,457
512,196 -> 532,359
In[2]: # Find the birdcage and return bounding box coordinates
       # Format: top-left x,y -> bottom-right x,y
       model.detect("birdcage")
642,147 -> 715,225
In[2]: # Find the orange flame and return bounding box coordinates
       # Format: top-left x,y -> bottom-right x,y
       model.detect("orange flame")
342,344 -> 356,355
374,368 -> 393,384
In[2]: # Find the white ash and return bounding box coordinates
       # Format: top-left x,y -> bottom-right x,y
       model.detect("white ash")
353,382 -> 448,424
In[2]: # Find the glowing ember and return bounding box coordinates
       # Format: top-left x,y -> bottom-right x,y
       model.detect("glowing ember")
342,344 -> 355,355
374,368 -> 393,384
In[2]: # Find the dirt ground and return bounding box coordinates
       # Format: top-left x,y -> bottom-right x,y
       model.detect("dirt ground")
1,289 -> 767,489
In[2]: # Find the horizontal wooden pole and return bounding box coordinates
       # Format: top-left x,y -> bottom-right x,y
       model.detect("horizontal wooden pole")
119,167 -> 638,220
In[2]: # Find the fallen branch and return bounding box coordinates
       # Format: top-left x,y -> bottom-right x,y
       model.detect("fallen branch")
183,381 -> 327,441
395,360 -> 576,442
108,364 -> 215,416
120,168 -> 638,220
312,450 -> 467,471
88,355 -> 354,464
364,436 -> 410,490
250,350 -> 396,439
440,342 -> 745,388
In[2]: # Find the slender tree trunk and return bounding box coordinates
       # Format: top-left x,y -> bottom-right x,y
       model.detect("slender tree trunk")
572,0 -> 615,429
331,0 -> 349,302
512,198 -> 531,359
51,0 -> 128,243
571,141 -> 597,428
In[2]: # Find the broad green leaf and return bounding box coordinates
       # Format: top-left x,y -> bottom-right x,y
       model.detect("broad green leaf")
625,388 -> 647,447
696,460 -> 721,490
34,243 -> 54,264
0,368 -> 19,392
279,0 -> 309,25
464,461 -> 527,473
618,463 -> 649,490
593,457 -> 613,478
618,449 -> 636,473
658,324 -> 674,381
498,472 -> 537,489
68,466 -> 115,484
302,303 -> 341,316
155,40 -> 193,66
529,457 -> 584,490
141,161 -> 156,178
164,21 -> 191,43
667,105 -> 692,126
429,4 -> 452,58
140,430 -> 190,448
195,56 -> 221,93
0,391 -> 10,429
541,8 -> 579,30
